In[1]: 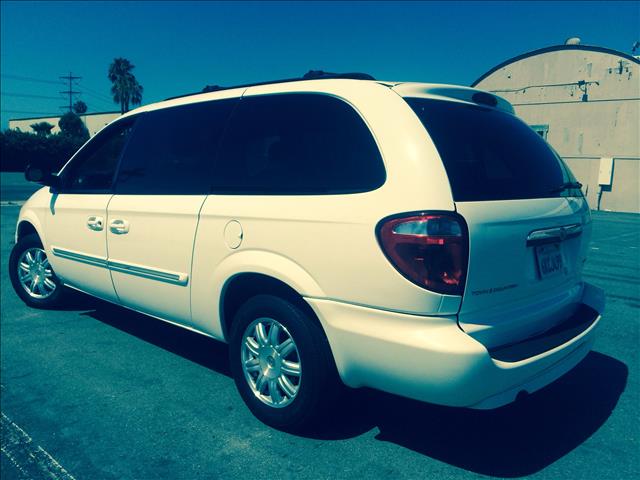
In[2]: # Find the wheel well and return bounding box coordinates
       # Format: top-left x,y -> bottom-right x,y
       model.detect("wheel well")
17,221 -> 38,242
221,273 -> 320,340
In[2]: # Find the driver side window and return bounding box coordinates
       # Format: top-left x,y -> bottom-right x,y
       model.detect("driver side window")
62,118 -> 135,193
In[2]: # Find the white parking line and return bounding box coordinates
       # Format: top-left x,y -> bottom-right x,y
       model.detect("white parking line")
1,412 -> 77,480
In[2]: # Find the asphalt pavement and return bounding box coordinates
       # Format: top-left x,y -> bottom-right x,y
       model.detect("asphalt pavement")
0,173 -> 41,203
0,199 -> 638,479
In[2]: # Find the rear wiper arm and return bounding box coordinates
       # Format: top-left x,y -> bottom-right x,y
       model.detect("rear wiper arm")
550,181 -> 582,193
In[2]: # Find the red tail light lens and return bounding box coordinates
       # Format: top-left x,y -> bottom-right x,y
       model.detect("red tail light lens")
377,213 -> 468,295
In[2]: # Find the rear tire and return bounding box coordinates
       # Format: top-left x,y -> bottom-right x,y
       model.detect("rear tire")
9,233 -> 66,309
229,294 -> 341,431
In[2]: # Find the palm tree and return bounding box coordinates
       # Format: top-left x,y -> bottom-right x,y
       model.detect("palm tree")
129,77 -> 143,109
73,100 -> 87,115
30,122 -> 54,137
108,57 -> 144,114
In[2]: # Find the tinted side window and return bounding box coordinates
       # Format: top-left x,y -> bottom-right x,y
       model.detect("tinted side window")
115,99 -> 237,194
213,93 -> 385,194
405,98 -> 580,201
62,119 -> 134,193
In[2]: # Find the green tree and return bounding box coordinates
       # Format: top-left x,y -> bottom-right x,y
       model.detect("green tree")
73,100 -> 88,115
30,121 -> 54,137
0,128 -> 85,172
58,112 -> 89,141
108,57 -> 144,114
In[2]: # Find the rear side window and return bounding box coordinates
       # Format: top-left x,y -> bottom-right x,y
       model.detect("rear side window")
212,93 -> 385,194
115,98 -> 237,194
406,98 -> 580,202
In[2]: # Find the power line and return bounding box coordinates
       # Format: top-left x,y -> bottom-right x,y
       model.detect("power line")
2,73 -> 117,114
76,92 -> 115,110
59,72 -> 81,112
1,109 -> 61,116
75,89 -> 117,112
81,93 -> 114,108
1,92 -> 63,100
76,96 -> 116,113
78,85 -> 112,101
1,74 -> 65,85
76,83 -> 113,103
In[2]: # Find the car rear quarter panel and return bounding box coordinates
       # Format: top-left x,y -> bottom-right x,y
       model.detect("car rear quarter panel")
190,81 -> 462,339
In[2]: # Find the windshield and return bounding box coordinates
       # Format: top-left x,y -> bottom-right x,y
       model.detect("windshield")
406,98 -> 582,202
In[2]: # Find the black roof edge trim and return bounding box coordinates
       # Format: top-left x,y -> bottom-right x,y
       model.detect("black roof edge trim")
165,71 -> 376,101
471,44 -> 640,87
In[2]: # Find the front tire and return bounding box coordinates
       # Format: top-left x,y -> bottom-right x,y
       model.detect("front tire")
229,294 -> 341,431
9,233 -> 66,308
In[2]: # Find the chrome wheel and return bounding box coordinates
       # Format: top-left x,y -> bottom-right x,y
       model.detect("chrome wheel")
17,248 -> 56,299
241,317 -> 302,408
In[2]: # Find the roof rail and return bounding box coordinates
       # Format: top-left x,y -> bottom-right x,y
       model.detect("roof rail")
164,70 -> 375,101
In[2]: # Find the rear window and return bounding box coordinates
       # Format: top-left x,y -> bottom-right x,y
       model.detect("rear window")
406,98 -> 580,202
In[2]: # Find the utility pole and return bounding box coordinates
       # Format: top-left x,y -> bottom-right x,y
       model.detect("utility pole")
59,72 -> 81,112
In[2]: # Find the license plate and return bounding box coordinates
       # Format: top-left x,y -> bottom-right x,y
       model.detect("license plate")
536,243 -> 564,279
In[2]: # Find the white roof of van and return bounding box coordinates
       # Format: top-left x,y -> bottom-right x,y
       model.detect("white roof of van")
121,79 -> 513,120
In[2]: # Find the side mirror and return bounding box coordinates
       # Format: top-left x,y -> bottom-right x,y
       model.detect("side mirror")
24,164 -> 61,190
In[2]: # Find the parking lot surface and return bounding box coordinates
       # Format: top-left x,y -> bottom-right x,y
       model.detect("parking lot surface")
1,205 -> 638,480
0,173 -> 40,203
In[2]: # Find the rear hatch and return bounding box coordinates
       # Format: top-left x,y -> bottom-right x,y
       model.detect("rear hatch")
406,96 -> 591,349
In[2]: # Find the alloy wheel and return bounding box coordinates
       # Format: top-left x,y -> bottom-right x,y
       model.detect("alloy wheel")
241,317 -> 302,408
17,247 -> 57,299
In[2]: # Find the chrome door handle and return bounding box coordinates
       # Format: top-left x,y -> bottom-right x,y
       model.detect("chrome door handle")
109,219 -> 130,234
87,216 -> 104,231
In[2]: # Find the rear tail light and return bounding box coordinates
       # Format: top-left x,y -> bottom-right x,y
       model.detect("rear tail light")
377,212 -> 469,295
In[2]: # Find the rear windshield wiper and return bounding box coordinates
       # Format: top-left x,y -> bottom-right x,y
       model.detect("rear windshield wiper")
550,181 -> 582,193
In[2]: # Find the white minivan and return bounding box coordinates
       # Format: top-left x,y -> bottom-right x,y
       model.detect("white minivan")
10,73 -> 605,430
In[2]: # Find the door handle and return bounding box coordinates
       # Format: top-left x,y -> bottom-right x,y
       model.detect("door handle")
87,216 -> 104,231
109,219 -> 130,234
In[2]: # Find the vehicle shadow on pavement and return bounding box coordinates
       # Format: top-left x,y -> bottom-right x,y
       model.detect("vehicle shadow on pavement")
333,351 -> 628,478
75,294 -> 231,377
75,293 -> 627,478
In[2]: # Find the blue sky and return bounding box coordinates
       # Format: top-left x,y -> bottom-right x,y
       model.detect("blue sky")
1,1 -> 638,128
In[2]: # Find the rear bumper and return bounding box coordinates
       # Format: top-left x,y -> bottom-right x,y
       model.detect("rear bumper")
305,282 -> 604,409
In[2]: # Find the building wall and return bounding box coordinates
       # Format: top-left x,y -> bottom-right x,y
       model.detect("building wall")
8,112 -> 121,137
475,47 -> 639,213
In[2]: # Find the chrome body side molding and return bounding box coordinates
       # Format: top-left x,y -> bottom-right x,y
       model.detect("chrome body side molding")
51,247 -> 108,268
108,260 -> 189,286
51,247 -> 189,286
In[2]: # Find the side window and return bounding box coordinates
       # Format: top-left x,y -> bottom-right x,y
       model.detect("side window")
213,93 -> 386,194
62,119 -> 135,192
115,99 -> 237,195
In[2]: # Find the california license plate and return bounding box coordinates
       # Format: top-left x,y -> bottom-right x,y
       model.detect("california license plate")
536,243 -> 564,279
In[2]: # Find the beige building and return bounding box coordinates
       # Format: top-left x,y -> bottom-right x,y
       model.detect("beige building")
9,111 -> 121,137
473,42 -> 640,213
